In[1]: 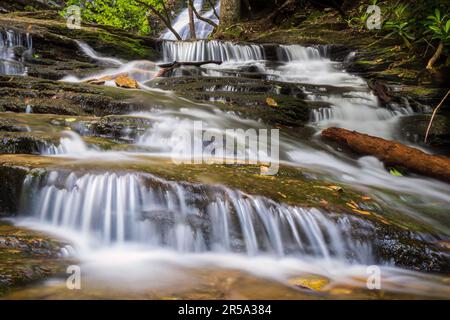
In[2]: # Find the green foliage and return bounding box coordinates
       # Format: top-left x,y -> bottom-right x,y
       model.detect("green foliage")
347,1 -> 449,67
61,0 -> 160,34
346,0 -> 379,31
424,9 -> 450,44
383,3 -> 415,49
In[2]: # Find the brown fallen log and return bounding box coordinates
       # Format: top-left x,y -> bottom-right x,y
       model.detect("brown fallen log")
322,127 -> 450,183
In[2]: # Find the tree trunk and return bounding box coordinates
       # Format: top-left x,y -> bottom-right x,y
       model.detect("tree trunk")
187,0 -> 197,40
220,0 -> 241,28
190,0 -> 218,28
136,0 -> 182,40
322,127 -> 450,183
427,41 -> 444,71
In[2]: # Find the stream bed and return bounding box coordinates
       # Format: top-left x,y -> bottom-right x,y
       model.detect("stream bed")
1,29 -> 449,299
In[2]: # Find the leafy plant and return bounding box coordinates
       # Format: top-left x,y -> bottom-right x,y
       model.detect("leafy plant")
384,20 -> 415,49
384,3 -> 415,49
423,9 -> 449,70
425,9 -> 450,44
346,0 -> 379,31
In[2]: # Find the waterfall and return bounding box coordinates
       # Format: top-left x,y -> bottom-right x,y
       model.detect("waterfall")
41,131 -> 90,156
0,30 -> 32,75
276,45 -> 323,62
270,45 -> 414,138
161,40 -> 265,62
20,170 -> 373,263
63,41 -> 157,84
75,40 -> 123,66
161,0 -> 220,40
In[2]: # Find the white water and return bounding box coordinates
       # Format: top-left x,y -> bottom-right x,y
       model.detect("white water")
161,0 -> 220,40
64,41 -> 158,85
0,30 -> 32,75
75,40 -> 123,66
28,39 -> 449,297
162,40 -> 265,62
16,171 -> 450,297
42,131 -> 91,156
55,42 -> 450,229
20,171 -> 370,260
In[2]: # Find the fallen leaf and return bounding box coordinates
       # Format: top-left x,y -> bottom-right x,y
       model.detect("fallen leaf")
288,276 -> 329,291
328,185 -> 343,192
330,288 -> 352,295
266,97 -> 278,107
277,192 -> 287,198
352,209 -> 372,216
115,75 -> 139,89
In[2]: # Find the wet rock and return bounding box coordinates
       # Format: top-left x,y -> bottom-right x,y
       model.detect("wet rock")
0,221 -> 69,296
89,115 -> 152,141
0,119 -> 29,132
149,76 -> 313,127
0,12 -> 161,79
0,166 -> 27,216
399,114 -> 450,153
0,132 -> 55,154
0,76 -> 148,116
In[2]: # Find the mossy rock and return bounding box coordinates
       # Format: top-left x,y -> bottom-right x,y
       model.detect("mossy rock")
0,221 -> 70,296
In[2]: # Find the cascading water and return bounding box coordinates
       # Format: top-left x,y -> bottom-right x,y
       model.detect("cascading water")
272,45 -> 413,138
20,170 -> 372,262
161,0 -> 220,40
75,40 -> 123,66
63,41 -> 158,84
41,131 -> 91,156
161,40 -> 265,62
17,170 -> 450,297
10,37 -> 450,298
0,29 -> 32,75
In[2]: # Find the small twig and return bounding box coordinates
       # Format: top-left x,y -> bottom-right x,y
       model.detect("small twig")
422,38 -> 435,58
424,89 -> 450,143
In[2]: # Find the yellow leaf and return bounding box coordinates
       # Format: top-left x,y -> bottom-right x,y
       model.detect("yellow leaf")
266,97 -> 278,107
65,118 -> 77,123
288,276 -> 329,291
352,209 -> 371,216
328,185 -> 343,192
330,288 -> 352,295
346,202 -> 357,209
277,192 -> 287,199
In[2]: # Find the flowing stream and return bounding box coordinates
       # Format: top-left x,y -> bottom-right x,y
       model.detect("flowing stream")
11,39 -> 450,298
0,29 -> 32,75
